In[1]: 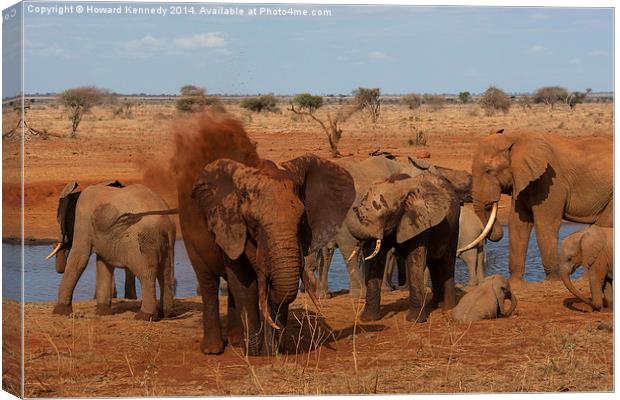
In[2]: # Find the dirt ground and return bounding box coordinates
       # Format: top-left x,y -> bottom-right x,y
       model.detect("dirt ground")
17,279 -> 614,397
2,99 -> 615,395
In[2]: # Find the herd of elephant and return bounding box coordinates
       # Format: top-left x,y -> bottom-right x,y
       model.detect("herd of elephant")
46,112 -> 613,356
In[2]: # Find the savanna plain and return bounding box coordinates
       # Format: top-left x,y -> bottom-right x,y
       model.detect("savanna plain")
2,98 -> 614,396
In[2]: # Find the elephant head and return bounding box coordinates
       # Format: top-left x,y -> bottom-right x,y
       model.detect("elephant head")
559,226 -> 610,311
487,275 -> 518,317
191,154 -> 355,327
470,130 -> 557,243
408,157 -> 472,203
47,180 -> 125,273
350,172 -> 456,257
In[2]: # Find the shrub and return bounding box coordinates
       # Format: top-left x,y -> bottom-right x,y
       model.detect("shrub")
533,86 -> 569,109
422,94 -> 445,111
566,88 -> 592,110
292,93 -> 324,113
58,86 -> 109,137
353,87 -> 381,123
458,91 -> 471,104
479,86 -> 511,115
402,93 -> 422,110
180,85 -> 206,97
240,94 -> 278,113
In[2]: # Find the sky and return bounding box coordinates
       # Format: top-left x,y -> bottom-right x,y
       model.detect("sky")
3,2 -> 615,96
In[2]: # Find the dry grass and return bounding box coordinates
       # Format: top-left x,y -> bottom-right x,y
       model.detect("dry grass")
19,279 -> 613,396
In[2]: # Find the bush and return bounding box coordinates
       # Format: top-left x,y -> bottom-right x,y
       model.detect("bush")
353,87 -> 381,122
533,86 -> 569,109
292,93 -> 323,113
479,86 -> 511,115
423,94 -> 445,111
240,94 -> 278,113
180,85 -> 206,97
458,91 -> 471,104
402,93 -> 422,110
58,86 -> 109,137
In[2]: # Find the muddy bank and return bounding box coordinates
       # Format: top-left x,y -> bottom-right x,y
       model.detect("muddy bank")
18,279 -> 613,397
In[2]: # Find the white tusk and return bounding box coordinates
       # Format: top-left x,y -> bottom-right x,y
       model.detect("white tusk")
45,243 -> 63,260
364,239 -> 382,261
346,247 -> 359,263
457,203 -> 498,256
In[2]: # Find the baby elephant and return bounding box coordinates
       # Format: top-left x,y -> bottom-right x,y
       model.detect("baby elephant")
451,275 -> 517,322
559,225 -> 613,311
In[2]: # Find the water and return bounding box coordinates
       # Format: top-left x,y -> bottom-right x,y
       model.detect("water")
3,223 -> 586,302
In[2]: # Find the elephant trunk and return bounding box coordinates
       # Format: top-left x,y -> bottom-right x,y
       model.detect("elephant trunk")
473,199 -> 503,242
55,249 -> 68,273
266,231 -> 302,307
560,264 -> 598,310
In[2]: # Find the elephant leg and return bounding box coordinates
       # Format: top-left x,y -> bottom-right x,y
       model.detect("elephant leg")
54,249 -> 91,315
95,257 -> 114,316
157,266 -> 174,319
603,279 -> 613,309
476,247 -> 487,285
317,246 -> 335,298
382,249 -> 396,292
508,198 -> 534,283
226,262 -> 263,356
533,212 -> 562,280
404,237 -> 431,322
360,246 -> 388,322
135,269 -> 159,321
340,241 -> 365,299
396,253 -> 407,288
226,288 -> 244,348
124,269 -> 137,300
460,248 -> 478,287
428,257 -> 456,311
588,268 -> 606,311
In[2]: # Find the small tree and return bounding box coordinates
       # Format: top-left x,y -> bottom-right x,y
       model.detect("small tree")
458,91 -> 471,104
479,86 -> 511,115
353,87 -> 381,123
58,86 -> 109,137
402,93 -> 422,110
423,94 -> 445,111
533,86 -> 569,110
180,85 -> 206,97
291,93 -> 355,157
240,94 -> 279,113
565,88 -> 592,110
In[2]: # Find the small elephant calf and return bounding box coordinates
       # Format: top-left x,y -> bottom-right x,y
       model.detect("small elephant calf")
451,275 -> 517,322
559,225 -> 613,311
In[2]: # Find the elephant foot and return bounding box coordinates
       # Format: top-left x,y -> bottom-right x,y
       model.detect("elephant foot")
508,276 -> 524,286
360,307 -> 381,322
406,307 -> 430,323
95,304 -> 113,316
201,337 -> 225,355
134,311 -> 159,321
158,309 -> 175,319
52,303 -> 73,316
349,289 -> 366,300
124,293 -> 138,300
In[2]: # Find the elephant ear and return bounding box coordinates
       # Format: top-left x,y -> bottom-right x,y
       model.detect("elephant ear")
396,175 -> 453,244
281,154 -> 356,255
581,227 -> 609,270
510,134 -> 556,197
191,159 -> 248,260
57,182 -> 81,243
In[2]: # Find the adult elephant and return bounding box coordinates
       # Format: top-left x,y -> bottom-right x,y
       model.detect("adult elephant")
467,130 -> 613,281
313,205 -> 486,297
172,111 -> 355,356
350,171 -> 460,322
48,181 -> 176,320
306,155 -> 474,298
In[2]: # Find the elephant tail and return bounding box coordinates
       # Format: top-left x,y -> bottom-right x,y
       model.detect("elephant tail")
560,268 -> 598,311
